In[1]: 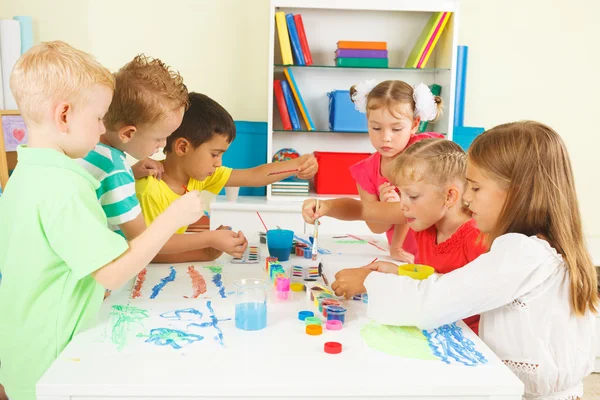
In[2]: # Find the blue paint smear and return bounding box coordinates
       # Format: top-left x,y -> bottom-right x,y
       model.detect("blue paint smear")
150,266 -> 177,299
294,235 -> 331,255
160,308 -> 203,321
423,323 -> 488,366
211,273 -> 227,298
187,300 -> 231,346
144,328 -> 204,349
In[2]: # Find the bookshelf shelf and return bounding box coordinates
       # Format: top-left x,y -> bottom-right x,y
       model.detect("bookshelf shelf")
267,0 -> 460,200
275,64 -> 450,72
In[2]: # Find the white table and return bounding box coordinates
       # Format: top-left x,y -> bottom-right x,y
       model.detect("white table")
37,234 -> 524,399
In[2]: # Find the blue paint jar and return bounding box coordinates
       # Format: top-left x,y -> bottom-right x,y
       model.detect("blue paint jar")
326,305 -> 347,324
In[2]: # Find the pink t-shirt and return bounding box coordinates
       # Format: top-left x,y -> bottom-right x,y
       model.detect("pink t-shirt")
348,133 -> 444,257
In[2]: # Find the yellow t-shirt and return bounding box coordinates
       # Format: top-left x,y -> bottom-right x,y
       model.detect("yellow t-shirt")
135,166 -> 233,233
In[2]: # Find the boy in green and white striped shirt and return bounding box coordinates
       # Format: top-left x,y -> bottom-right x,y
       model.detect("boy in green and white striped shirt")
78,55 -> 247,260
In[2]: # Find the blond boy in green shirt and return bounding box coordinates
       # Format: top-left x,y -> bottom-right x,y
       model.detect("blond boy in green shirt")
0,41 -> 203,400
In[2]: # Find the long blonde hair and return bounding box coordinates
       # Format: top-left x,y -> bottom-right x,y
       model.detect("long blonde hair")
468,121 -> 598,316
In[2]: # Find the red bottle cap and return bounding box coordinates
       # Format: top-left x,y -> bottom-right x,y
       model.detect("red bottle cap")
324,341 -> 342,354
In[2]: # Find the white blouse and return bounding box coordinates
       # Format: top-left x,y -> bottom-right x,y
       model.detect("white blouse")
364,233 -> 596,400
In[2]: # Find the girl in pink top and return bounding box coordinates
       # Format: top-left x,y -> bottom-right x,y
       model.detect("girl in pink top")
348,80 -> 443,262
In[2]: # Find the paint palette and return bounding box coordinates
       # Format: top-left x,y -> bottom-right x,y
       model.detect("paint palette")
231,245 -> 261,264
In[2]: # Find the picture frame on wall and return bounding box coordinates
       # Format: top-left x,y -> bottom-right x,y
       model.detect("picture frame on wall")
0,110 -> 27,191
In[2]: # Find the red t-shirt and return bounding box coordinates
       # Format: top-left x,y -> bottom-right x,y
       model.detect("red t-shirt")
415,219 -> 487,334
348,132 -> 444,257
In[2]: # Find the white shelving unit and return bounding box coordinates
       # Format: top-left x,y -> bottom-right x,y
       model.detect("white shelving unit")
266,0 -> 460,201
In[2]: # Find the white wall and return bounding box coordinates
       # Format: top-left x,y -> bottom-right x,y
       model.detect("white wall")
2,0 -> 599,236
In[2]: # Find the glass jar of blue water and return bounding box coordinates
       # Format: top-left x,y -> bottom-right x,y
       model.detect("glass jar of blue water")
235,279 -> 268,331
266,229 -> 294,261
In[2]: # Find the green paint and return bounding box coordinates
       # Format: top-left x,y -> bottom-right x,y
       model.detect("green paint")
109,304 -> 149,350
360,322 -> 437,360
204,265 -> 223,274
334,239 -> 367,244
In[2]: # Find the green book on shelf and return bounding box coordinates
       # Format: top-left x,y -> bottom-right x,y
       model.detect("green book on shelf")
418,84 -> 442,132
335,57 -> 388,68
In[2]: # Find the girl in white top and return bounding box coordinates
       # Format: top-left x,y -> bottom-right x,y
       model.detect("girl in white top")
331,121 -> 598,400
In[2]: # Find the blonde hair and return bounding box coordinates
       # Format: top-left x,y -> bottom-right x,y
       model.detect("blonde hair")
104,54 -> 189,131
468,121 -> 598,316
388,138 -> 466,190
10,41 -> 115,124
350,80 -> 443,121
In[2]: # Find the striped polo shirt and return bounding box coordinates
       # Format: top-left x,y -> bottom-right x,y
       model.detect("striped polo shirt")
77,143 -> 141,237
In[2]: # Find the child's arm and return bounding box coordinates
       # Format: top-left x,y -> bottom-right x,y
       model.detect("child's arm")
92,191 -> 205,290
302,197 -> 405,225
151,225 -> 234,263
131,158 -> 164,180
120,214 -> 246,257
356,185 -> 394,234
226,154 -> 318,187
362,234 -> 558,329
389,223 -> 414,263
152,247 -> 223,263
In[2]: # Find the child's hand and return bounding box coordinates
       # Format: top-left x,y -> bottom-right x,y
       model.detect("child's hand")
331,267 -> 373,299
391,247 -> 415,263
296,154 -> 318,179
132,158 -> 164,180
363,261 -> 398,274
378,182 -> 400,203
167,190 -> 205,228
302,199 -> 329,223
209,229 -> 248,258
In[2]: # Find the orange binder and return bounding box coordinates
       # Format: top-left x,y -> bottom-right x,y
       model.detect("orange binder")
337,41 -> 387,50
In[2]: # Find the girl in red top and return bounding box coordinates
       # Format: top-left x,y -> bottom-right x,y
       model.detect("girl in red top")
348,80 -> 443,263
303,138 -> 486,334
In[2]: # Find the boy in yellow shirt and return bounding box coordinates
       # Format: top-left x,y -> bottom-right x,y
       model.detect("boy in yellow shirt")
77,56 -> 247,261
136,92 -> 318,263
0,41 -> 203,400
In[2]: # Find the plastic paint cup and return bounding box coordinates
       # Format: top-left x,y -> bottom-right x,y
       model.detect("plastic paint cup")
225,186 -> 239,202
324,341 -> 342,354
397,264 -> 436,280
326,306 -> 347,324
315,293 -> 334,308
267,229 -> 294,261
306,324 -> 323,335
326,320 -> 343,331
290,282 -> 305,292
275,277 -> 290,300
322,299 -> 342,317
235,279 -> 268,331
298,310 -> 314,321
304,316 -> 322,326
310,286 -> 324,302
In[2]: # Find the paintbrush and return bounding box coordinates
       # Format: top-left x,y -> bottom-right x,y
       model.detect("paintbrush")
268,168 -> 299,176
312,199 -> 319,261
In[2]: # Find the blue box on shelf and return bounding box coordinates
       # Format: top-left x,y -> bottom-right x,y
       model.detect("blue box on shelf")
328,90 -> 368,133
453,126 -> 485,151
220,121 -> 268,196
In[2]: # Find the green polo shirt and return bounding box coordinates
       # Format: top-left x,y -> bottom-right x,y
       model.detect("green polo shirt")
0,146 -> 129,400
